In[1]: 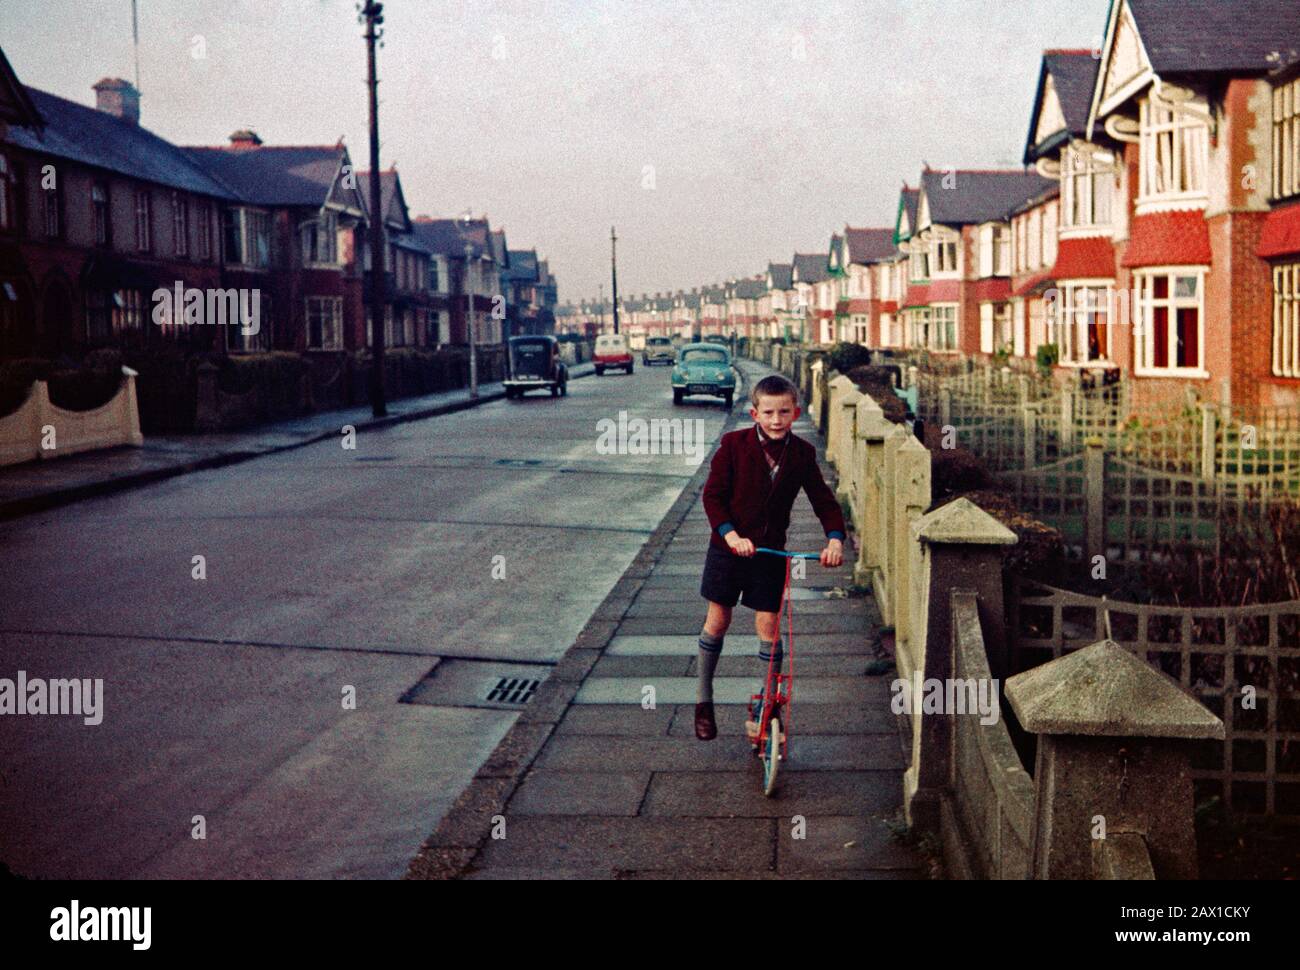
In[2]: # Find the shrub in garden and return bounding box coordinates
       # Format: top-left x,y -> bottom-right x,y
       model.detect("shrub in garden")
827,341 -> 872,375
845,365 -> 908,424
0,358 -> 49,417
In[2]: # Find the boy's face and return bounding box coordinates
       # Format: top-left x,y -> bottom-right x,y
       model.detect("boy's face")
750,393 -> 800,438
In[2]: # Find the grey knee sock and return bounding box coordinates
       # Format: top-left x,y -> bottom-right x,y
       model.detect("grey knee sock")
756,637 -> 784,706
697,631 -> 724,703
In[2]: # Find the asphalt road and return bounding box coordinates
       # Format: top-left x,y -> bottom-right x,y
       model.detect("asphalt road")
0,358 -> 739,879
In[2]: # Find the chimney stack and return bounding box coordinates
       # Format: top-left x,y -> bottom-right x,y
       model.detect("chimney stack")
92,77 -> 140,125
228,129 -> 263,149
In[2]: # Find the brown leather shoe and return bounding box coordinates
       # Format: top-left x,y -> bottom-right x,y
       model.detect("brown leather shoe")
694,701 -> 717,740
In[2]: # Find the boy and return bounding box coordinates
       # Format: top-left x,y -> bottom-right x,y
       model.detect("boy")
694,374 -> 845,741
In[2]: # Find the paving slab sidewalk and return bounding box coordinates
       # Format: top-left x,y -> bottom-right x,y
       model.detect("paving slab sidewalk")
0,364 -> 595,520
406,357 -> 926,880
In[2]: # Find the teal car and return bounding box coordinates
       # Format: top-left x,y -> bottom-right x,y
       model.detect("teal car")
671,342 -> 736,407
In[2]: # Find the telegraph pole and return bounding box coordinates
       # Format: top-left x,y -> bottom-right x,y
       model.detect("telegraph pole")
598,283 -> 604,332
360,0 -> 387,417
465,239 -> 478,398
610,226 -> 620,335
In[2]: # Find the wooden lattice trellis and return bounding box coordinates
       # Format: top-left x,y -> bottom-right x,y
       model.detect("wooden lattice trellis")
1010,577 -> 1300,820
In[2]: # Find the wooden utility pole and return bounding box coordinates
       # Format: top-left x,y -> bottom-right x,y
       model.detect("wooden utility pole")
610,226 -> 620,335
361,0 -> 387,417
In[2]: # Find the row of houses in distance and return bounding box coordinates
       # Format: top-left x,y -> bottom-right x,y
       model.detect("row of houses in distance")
0,46 -> 558,364
559,0 -> 1300,411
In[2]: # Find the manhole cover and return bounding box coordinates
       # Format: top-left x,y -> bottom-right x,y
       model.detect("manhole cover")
495,458 -> 545,467
355,456 -> 397,462
400,659 -> 552,710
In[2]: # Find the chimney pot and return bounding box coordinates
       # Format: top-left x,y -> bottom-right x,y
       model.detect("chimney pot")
92,77 -> 140,125
228,129 -> 263,149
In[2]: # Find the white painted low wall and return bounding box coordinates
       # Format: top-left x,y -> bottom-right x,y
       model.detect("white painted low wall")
0,366 -> 144,467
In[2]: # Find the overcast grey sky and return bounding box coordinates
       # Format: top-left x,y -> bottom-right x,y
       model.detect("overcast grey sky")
3,0 -> 1112,302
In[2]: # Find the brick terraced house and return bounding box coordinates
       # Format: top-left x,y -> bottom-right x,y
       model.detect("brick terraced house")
1086,0 -> 1300,408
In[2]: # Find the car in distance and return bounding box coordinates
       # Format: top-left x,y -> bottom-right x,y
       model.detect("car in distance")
642,336 -> 675,366
593,333 -> 634,375
504,334 -> 568,398
671,342 -> 735,407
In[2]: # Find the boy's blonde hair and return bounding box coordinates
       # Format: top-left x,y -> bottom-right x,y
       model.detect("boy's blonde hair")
750,374 -> 800,408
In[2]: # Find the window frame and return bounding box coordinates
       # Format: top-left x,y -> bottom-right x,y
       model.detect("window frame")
92,181 -> 111,246
171,191 -> 189,257
300,209 -> 339,266
930,303 -> 958,351
43,179 -> 62,240
227,292 -> 271,353
305,295 -> 343,350
1062,143 -> 1115,229
1139,98 -> 1210,207
111,288 -> 147,336
1134,266 -> 1208,377
1056,282 -> 1115,365
224,207 -> 272,268
135,189 -> 152,253
1273,261 -> 1300,378
1273,77 -> 1300,202
196,204 -> 212,260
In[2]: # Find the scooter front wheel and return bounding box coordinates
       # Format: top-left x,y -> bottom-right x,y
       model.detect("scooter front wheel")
763,716 -> 781,797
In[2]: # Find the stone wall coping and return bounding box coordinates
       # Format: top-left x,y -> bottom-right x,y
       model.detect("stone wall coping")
1005,639 -> 1226,740
914,496 -> 1018,547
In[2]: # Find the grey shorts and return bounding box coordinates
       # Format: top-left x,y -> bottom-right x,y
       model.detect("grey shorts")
699,543 -> 787,613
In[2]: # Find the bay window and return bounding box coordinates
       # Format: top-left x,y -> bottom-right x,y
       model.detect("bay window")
1057,285 -> 1112,363
1062,144 -> 1114,228
111,288 -> 146,335
1273,262 -> 1299,378
909,241 -> 929,280
228,294 -> 271,352
1274,77 -> 1300,201
306,296 -> 342,350
933,232 -> 958,274
931,305 -> 957,350
1135,269 -> 1205,374
980,302 -> 1014,354
1139,99 -> 1209,203
301,210 -> 338,265
224,208 -> 271,267
978,224 -> 1011,277
907,307 -> 929,348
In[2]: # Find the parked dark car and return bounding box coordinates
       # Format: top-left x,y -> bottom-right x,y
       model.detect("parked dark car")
504,335 -> 568,398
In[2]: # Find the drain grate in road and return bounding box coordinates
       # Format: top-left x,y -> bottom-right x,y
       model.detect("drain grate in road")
354,456 -> 397,462
401,658 -> 552,711
495,458 -> 545,467
486,677 -> 541,705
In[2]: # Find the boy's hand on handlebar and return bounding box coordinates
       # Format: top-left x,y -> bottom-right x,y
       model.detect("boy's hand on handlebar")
726,533 -> 755,557
821,538 -> 843,568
